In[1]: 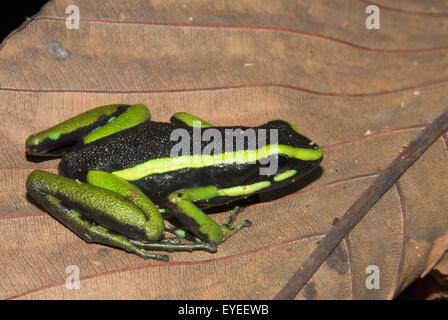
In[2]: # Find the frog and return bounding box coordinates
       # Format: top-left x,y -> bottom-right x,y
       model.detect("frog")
25,104 -> 323,261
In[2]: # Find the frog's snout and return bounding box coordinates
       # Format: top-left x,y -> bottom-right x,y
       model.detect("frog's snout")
25,136 -> 38,152
26,145 -> 40,154
25,135 -> 48,155
310,156 -> 323,171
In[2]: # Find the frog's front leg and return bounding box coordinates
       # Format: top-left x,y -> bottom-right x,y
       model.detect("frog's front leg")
26,104 -> 150,156
167,187 -> 252,244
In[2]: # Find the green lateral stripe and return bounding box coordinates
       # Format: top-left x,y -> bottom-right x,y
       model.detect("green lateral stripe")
274,169 -> 297,182
217,181 -> 271,197
112,144 -> 323,181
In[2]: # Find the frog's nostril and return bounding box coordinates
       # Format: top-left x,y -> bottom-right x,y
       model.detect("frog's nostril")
25,145 -> 39,155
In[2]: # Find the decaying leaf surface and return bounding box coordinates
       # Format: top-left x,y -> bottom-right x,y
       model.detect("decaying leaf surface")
0,0 -> 447,299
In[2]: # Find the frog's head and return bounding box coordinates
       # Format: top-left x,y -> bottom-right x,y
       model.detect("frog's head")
258,120 -> 323,187
209,120 -> 322,201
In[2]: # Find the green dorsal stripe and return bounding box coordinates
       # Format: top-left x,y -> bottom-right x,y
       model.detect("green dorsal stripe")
112,144 -> 323,181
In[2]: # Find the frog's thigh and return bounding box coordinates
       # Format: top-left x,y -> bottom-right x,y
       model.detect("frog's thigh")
170,112 -> 212,128
86,170 -> 164,240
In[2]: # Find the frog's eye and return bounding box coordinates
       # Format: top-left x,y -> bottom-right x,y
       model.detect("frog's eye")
276,154 -> 289,173
259,154 -> 289,175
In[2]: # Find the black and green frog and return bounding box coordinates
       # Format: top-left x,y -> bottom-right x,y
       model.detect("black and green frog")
25,104 -> 323,261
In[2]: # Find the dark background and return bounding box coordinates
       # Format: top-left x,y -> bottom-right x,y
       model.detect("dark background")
0,1 -> 49,43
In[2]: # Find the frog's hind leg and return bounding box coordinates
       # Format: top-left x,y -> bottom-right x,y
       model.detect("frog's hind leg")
128,238 -> 216,253
26,104 -> 150,156
86,171 -> 217,253
26,170 -> 169,261
52,199 -> 170,261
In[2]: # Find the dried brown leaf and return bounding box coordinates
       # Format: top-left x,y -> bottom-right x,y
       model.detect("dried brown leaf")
1,0 -> 447,299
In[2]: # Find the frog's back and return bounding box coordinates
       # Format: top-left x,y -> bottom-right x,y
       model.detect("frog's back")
59,121 -> 184,179
59,119 -> 318,205
59,120 -> 284,178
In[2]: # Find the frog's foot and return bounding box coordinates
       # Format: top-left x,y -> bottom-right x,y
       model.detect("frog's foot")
221,206 -> 252,241
129,239 -> 217,253
159,236 -> 181,245
41,195 -> 169,261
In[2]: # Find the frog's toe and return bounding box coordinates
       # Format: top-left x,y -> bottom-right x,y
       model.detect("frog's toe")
242,220 -> 252,228
140,253 -> 169,261
129,239 -> 217,253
